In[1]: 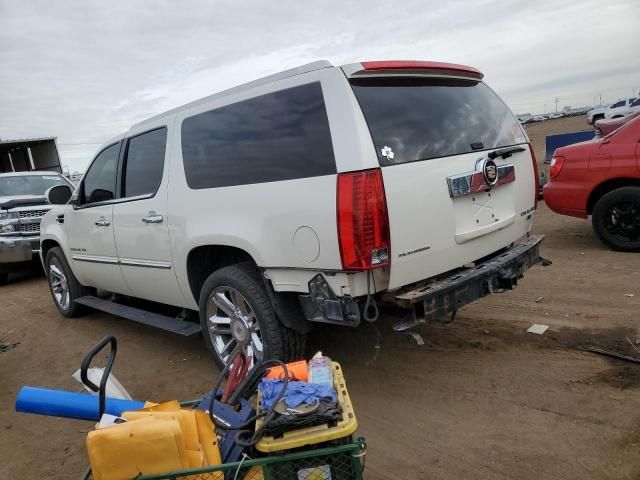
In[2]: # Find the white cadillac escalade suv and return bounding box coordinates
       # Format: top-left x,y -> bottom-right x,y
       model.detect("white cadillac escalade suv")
41,60 -> 547,368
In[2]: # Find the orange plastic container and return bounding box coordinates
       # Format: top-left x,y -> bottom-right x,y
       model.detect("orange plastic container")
266,360 -> 308,381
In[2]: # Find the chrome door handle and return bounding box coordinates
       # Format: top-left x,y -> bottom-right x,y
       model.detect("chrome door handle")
142,214 -> 163,224
95,218 -> 110,227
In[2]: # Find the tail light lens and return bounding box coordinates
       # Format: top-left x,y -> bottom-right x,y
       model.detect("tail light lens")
594,125 -> 603,138
528,143 -> 539,209
550,156 -> 565,179
337,169 -> 390,270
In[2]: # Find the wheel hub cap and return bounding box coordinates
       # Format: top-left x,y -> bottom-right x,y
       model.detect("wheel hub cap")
206,285 -> 264,365
606,200 -> 640,242
231,318 -> 250,343
48,260 -> 70,310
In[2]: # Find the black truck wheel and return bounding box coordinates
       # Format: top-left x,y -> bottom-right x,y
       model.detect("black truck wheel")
592,187 -> 640,252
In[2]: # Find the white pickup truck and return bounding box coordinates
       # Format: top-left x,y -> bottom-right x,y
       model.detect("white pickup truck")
588,98 -> 638,124
40,60 -> 546,367
0,172 -> 74,284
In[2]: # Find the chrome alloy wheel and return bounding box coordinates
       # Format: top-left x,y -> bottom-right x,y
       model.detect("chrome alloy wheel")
205,286 -> 264,365
49,258 -> 70,310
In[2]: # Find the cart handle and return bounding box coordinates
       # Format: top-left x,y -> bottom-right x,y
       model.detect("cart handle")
80,335 -> 117,418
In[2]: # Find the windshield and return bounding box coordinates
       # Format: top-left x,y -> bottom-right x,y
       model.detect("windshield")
350,77 -> 526,165
0,174 -> 69,197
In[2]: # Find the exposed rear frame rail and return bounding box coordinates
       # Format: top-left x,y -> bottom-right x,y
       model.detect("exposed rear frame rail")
388,235 -> 549,321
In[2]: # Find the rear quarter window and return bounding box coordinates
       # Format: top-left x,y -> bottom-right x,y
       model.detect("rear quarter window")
350,77 -> 526,165
181,82 -> 336,189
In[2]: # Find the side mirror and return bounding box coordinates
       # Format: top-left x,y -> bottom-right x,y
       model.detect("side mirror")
46,184 -> 73,205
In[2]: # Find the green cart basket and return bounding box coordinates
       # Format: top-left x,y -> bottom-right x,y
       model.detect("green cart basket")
83,437 -> 366,480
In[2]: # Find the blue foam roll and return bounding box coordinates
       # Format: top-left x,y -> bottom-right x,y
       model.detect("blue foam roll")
15,386 -> 146,421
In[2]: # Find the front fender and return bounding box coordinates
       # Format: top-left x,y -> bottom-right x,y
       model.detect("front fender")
39,205 -> 71,266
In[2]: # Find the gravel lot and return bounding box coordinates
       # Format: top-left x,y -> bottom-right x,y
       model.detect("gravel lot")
2,115 -> 640,479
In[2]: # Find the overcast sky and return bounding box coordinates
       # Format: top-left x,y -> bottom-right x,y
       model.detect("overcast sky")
1,0 -> 639,173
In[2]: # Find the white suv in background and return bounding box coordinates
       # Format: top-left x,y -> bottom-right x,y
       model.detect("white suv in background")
40,60 -> 546,367
603,97 -> 638,119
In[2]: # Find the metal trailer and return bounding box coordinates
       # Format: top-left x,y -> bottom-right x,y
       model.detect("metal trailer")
0,137 -> 63,174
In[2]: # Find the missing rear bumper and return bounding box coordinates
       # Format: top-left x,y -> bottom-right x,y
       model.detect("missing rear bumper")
388,235 -> 549,322
299,274 -> 361,327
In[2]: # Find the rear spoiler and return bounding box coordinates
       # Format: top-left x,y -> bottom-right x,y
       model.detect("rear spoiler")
342,60 -> 484,80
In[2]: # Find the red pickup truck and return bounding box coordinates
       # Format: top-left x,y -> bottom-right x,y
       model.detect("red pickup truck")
544,115 -> 640,251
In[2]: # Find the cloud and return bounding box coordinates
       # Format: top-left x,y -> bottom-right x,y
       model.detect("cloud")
0,0 -> 638,171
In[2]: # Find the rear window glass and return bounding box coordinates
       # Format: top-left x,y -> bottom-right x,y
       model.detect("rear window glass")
350,77 -> 526,165
181,82 -> 336,189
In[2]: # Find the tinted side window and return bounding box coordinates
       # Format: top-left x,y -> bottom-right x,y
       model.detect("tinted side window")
181,82 -> 335,189
611,100 -> 625,108
82,143 -> 119,204
123,128 -> 167,198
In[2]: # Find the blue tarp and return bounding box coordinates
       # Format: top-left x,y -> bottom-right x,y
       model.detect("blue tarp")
544,130 -> 594,163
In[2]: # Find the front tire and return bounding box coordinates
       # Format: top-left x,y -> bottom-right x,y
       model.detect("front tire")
45,247 -> 90,317
592,187 -> 640,252
198,263 -> 305,369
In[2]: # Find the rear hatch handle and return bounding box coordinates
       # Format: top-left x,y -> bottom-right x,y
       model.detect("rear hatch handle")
488,146 -> 526,160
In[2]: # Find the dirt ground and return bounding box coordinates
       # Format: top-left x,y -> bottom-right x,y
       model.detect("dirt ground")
3,114 -> 640,479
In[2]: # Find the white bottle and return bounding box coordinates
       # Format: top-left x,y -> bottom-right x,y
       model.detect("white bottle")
308,351 -> 333,387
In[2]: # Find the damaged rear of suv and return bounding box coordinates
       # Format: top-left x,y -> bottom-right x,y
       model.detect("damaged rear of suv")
326,61 -> 548,331
41,59 -> 547,367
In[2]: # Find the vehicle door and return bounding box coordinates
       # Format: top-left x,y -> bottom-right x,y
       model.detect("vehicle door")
65,141 -> 131,294
112,122 -> 187,307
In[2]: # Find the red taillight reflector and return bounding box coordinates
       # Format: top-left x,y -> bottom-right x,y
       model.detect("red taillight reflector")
361,60 -> 484,79
337,169 -> 390,270
528,143 -> 539,209
550,156 -> 565,179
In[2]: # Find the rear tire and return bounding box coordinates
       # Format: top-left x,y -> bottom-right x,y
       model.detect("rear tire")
198,263 -> 306,369
45,247 -> 91,317
592,187 -> 640,252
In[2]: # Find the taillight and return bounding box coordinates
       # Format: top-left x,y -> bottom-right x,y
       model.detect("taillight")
528,143 -> 539,209
337,169 -> 390,270
550,156 -> 565,179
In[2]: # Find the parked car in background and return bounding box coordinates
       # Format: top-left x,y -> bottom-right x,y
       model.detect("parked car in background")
548,112 -> 564,119
0,171 -> 74,283
39,60 -> 544,367
605,98 -> 640,119
544,115 -> 640,251
604,97 -> 638,119
587,105 -> 610,125
594,111 -> 640,137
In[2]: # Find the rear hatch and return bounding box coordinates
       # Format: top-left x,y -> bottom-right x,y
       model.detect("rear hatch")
347,64 -> 537,289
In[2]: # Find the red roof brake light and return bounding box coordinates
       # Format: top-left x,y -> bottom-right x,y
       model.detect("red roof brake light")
361,60 -> 484,79
337,169 -> 390,270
